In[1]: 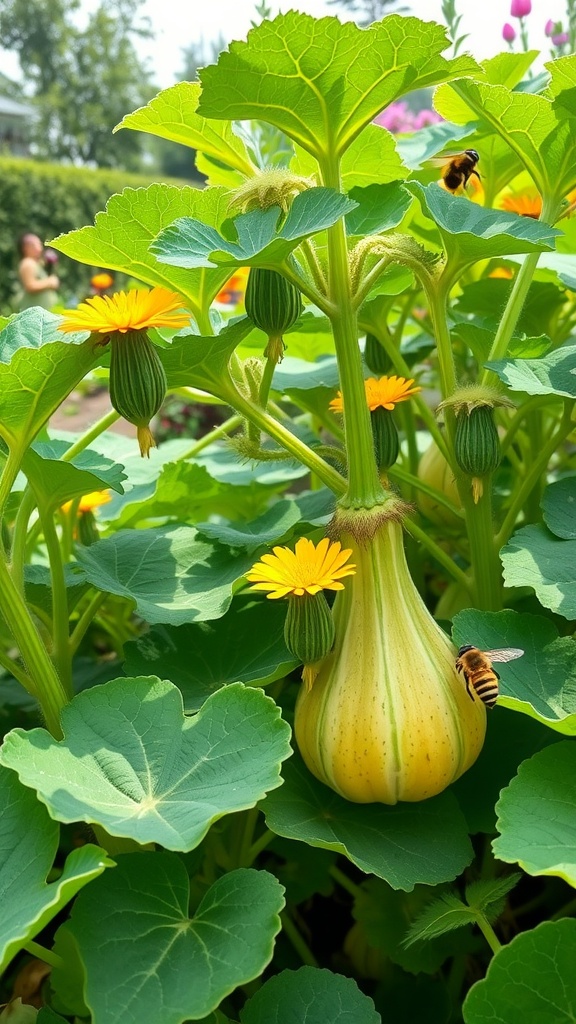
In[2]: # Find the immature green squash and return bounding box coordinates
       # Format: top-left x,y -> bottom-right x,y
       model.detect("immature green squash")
109,329 -> 167,457
245,268 -> 302,362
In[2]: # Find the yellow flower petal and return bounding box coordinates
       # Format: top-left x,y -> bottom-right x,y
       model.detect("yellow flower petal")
58,287 -> 190,334
329,375 -> 421,415
246,537 -> 356,599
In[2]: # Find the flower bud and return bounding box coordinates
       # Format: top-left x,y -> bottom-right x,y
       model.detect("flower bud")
552,31 -> 569,45
370,407 -> 399,472
545,18 -> 555,34
502,22 -> 516,41
454,406 -> 501,503
284,592 -> 335,691
364,333 -> 392,375
295,519 -> 486,804
510,0 -> 531,17
245,268 -> 302,364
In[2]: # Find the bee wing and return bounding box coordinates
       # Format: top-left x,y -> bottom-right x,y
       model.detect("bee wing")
427,153 -> 464,167
485,648 -> 525,663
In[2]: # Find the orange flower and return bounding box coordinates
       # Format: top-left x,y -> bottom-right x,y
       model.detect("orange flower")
330,375 -> 422,414
91,272 -> 114,290
501,194 -> 542,219
216,267 -> 249,304
58,287 -> 190,335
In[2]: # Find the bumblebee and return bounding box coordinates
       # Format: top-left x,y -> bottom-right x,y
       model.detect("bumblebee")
432,149 -> 481,194
455,644 -> 524,708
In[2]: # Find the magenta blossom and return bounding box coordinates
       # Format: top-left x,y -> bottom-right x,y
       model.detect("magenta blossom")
552,31 -> 569,44
502,22 -> 516,41
510,0 -> 531,16
544,18 -> 556,35
375,102 -> 442,134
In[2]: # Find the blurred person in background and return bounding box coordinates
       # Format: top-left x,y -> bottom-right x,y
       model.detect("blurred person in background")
16,232 -> 60,310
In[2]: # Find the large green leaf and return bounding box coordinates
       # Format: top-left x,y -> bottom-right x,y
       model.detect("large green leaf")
261,755 -> 473,891
0,330 -> 100,450
486,345 -> 576,398
123,597 -> 296,712
116,82 -> 255,178
152,189 -> 357,270
1,678 -> 292,849
198,13 -> 478,160
240,967 -> 381,1024
75,525 -> 254,626
435,78 -> 576,200
501,524 -> 576,620
463,920 -> 576,1024
0,307 -> 87,362
542,476 -> 576,539
194,498 -> 302,552
407,182 -> 559,266
22,440 -> 125,511
159,318 -> 257,400
0,765 -> 110,972
346,182 -> 412,236
492,742 -> 576,885
69,855 -> 284,1024
51,185 -> 233,315
452,609 -> 576,733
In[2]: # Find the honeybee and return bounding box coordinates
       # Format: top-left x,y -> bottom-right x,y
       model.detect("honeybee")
455,644 -> 524,708
431,149 -> 481,194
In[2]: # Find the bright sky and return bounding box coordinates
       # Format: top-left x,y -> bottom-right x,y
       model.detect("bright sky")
1,0 -> 567,89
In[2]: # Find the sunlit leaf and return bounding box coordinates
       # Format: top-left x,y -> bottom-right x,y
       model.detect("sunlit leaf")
407,182 -> 559,266
69,855 -> 284,1024
1,678 -> 292,849
22,440 -> 125,512
152,188 -> 357,269
51,185 -> 233,314
115,81 -> 255,177
486,345 -> 576,397
75,525 -> 254,625
346,182 -> 412,236
292,123 -> 407,189
493,742 -> 576,885
199,13 -> 478,161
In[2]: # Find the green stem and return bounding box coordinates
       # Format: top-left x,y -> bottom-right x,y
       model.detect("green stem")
177,413 -> 243,461
300,238 -> 328,294
0,554 -> 67,737
321,161 -> 386,508
259,355 -> 277,409
403,517 -> 471,590
481,197 -> 560,382
237,807 -> 260,868
69,589 -> 108,657
24,940 -> 64,970
550,896 -> 576,921
0,449 -> 24,552
0,646 -> 35,693
426,282 -> 457,400
475,913 -> 502,955
496,403 -> 574,547
61,408 -> 121,461
232,391 -> 346,495
11,490 -> 36,595
249,828 -> 276,861
388,463 -> 463,521
329,864 -> 363,900
464,481 -> 503,611
37,504 -> 73,698
499,396 -> 552,458
280,910 -> 319,967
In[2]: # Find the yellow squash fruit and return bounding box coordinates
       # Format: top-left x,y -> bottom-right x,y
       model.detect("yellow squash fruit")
295,520 -> 486,804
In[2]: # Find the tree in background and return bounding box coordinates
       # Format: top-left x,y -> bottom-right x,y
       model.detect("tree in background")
0,0 -> 155,169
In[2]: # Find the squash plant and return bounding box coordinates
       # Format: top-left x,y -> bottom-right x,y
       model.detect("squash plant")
1,12 -> 576,1024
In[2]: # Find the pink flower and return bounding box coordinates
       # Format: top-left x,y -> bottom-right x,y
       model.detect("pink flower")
552,31 -> 569,44
413,109 -> 443,130
502,22 -> 516,41
544,18 -> 556,35
510,0 -> 531,17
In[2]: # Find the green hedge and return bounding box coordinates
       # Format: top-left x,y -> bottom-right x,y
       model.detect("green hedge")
0,157 -> 188,310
